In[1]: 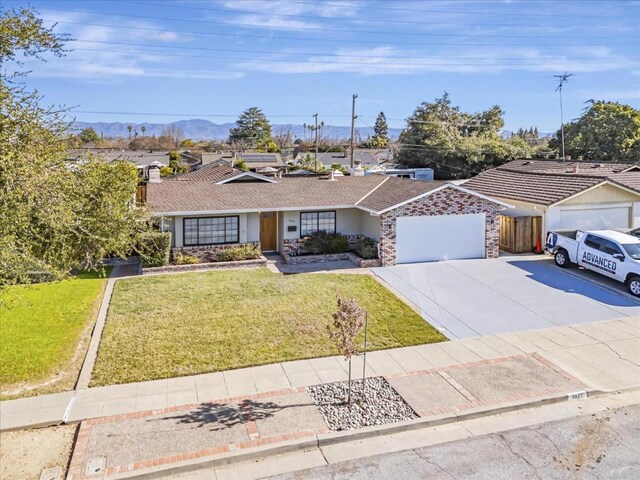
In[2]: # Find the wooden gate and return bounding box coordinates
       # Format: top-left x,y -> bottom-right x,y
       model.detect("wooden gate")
499,215 -> 542,253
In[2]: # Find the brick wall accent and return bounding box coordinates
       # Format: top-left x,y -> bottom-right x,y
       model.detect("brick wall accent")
172,241 -> 260,259
379,187 -> 500,266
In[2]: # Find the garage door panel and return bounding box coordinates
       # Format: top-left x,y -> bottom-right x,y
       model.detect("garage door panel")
396,213 -> 486,264
556,207 -> 630,231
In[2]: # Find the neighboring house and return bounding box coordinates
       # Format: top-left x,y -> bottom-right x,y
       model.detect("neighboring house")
463,159 -> 640,252
365,166 -> 435,181
293,149 -> 393,169
145,163 -> 510,266
200,151 -> 285,172
67,149 -> 171,179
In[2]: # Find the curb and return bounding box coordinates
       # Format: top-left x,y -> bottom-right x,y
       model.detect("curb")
110,388 -> 602,479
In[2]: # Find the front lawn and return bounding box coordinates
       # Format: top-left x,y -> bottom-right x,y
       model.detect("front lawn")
91,269 -> 445,386
0,269 -> 111,398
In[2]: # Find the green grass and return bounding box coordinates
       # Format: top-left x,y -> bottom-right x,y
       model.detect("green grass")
0,269 -> 110,397
91,268 -> 446,386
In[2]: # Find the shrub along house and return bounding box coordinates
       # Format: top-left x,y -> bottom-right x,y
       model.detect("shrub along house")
144,162 -> 511,266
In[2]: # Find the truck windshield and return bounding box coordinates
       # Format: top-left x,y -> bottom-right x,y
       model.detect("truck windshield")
622,243 -> 640,260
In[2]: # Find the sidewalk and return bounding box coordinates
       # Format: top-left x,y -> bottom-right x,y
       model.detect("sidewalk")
0,317 -> 638,432
67,352 -> 589,479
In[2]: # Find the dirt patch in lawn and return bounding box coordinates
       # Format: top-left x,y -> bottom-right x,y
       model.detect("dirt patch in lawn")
0,424 -> 77,480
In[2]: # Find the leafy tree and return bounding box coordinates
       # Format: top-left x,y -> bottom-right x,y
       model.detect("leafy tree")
396,93 -> 528,179
180,138 -> 195,148
78,126 -> 99,144
329,295 -> 367,404
371,111 -> 389,147
549,100 -> 640,162
1,7 -> 149,285
228,107 -> 273,149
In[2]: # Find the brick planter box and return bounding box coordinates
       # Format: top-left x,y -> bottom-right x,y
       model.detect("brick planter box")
142,256 -> 268,275
284,252 -> 380,268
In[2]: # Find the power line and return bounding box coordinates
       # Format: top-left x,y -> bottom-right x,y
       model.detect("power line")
105,0 -> 630,30
27,0 -> 628,19
69,39 -> 620,63
68,46 -> 626,68
22,5 -> 639,39
43,19 -> 639,48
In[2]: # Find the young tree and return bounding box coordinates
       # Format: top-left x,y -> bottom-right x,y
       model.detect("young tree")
228,107 -> 273,149
329,295 -> 367,404
372,111 -> 389,147
79,126 -> 99,144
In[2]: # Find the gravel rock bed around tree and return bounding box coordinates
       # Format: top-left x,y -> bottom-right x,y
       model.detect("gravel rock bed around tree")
307,377 -> 418,431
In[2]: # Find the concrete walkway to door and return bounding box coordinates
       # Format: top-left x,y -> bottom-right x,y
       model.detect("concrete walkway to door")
373,256 -> 640,339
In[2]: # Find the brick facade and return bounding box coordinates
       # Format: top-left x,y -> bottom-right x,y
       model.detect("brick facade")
379,188 -> 500,266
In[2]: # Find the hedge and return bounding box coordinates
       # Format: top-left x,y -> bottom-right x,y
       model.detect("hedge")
137,231 -> 172,267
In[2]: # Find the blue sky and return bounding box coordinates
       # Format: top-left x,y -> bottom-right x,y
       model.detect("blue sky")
6,0 -> 640,132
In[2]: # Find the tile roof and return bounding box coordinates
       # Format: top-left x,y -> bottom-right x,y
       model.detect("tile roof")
167,163 -> 241,183
146,174 -> 481,215
463,169 -> 604,205
464,159 -> 640,205
499,159 -> 637,175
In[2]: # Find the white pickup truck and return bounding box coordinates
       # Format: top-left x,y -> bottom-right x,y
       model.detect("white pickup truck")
546,229 -> 640,296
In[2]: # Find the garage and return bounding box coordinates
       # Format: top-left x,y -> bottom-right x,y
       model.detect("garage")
395,213 -> 486,264
556,205 -> 631,231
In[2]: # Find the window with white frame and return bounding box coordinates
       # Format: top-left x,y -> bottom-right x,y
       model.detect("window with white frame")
300,211 -> 336,237
183,216 -> 239,246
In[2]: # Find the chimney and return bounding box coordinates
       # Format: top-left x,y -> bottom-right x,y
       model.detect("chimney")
148,162 -> 162,183
352,160 -> 365,177
572,163 -> 579,174
327,170 -> 336,181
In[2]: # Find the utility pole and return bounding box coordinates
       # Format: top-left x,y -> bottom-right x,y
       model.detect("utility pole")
554,72 -> 573,161
306,114 -> 324,172
350,94 -> 358,169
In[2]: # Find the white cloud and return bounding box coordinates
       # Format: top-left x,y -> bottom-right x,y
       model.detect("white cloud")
23,10 -> 241,81
238,45 -> 638,76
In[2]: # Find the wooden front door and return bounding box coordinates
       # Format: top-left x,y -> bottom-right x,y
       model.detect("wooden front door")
260,212 -> 277,251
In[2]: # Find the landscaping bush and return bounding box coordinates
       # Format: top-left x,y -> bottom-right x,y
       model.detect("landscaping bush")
136,231 -> 171,267
352,236 -> 378,259
173,252 -> 200,265
216,244 -> 261,262
302,231 -> 349,255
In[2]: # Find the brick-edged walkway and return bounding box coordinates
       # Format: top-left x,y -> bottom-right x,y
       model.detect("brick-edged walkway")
66,353 -> 588,479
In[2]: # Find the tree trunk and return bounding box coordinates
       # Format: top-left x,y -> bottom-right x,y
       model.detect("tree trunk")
347,358 -> 352,404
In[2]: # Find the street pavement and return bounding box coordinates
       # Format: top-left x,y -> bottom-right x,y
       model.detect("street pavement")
271,403 -> 640,480
373,256 -> 640,339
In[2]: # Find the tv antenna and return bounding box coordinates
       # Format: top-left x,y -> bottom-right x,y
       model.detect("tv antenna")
554,72 -> 573,161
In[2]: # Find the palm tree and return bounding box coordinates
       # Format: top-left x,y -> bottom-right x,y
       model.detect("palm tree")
127,124 -> 133,139
141,125 -> 146,137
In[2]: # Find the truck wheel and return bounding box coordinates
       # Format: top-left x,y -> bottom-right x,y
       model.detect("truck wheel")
628,276 -> 640,297
554,249 -> 570,268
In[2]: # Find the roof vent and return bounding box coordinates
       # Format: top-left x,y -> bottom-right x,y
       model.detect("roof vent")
572,163 -> 579,173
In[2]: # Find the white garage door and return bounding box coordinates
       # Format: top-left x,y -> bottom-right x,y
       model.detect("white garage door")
395,213 -> 486,264
556,206 -> 630,231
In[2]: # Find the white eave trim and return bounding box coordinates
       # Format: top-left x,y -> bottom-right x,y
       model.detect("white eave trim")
370,183 -> 514,215
216,171 -> 278,184
150,205 -> 358,216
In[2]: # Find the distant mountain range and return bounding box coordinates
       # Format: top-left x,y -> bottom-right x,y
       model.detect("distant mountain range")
72,119 -> 404,141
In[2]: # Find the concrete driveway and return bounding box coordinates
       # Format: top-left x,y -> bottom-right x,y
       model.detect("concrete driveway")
372,256 -> 640,339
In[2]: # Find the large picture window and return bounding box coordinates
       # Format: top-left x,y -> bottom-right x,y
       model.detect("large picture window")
300,211 -> 336,237
183,216 -> 239,246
